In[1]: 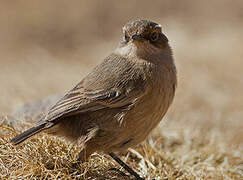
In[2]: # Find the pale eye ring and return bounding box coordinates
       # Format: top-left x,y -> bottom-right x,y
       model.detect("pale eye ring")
150,32 -> 159,42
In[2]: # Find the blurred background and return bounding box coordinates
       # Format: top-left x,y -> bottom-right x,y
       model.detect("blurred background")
0,0 -> 242,148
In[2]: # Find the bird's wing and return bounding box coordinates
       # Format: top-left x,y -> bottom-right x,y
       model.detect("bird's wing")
41,53 -> 149,124
43,80 -> 147,123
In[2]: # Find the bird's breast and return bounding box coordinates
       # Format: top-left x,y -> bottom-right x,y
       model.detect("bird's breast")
118,63 -> 176,147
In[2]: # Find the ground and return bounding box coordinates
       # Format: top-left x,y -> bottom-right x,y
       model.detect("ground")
0,1 -> 242,179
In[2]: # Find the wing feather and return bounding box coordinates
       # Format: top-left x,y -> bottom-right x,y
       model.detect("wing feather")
42,85 -> 146,123
41,54 -> 148,123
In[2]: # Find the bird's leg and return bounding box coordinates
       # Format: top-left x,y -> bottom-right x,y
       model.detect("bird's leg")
109,152 -> 144,180
72,147 -> 94,168
77,147 -> 93,162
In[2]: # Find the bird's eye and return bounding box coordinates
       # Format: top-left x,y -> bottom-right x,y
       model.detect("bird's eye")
124,33 -> 129,42
150,32 -> 159,42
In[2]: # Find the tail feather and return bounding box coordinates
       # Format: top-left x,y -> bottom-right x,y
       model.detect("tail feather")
10,123 -> 47,145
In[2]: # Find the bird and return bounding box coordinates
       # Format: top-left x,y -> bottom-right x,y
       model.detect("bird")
10,19 -> 177,179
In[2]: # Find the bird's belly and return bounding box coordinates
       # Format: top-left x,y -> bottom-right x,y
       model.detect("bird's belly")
122,98 -> 167,147
97,89 -> 173,152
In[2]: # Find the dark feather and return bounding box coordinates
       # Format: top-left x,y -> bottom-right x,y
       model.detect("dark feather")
10,123 -> 47,145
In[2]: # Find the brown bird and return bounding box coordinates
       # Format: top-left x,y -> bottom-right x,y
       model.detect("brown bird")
11,19 -> 177,179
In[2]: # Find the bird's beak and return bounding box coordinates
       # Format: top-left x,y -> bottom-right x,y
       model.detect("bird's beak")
131,34 -> 143,41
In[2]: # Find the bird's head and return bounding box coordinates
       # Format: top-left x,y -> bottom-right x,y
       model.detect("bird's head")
121,19 -> 169,50
116,20 -> 171,59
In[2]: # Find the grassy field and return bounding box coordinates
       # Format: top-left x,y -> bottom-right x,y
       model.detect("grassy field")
0,1 -> 242,179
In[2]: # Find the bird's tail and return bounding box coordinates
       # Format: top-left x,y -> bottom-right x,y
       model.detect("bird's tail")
10,123 -> 48,145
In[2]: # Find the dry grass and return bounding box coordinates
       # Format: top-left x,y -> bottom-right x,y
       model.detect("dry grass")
0,1 -> 243,179
0,108 -> 242,179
